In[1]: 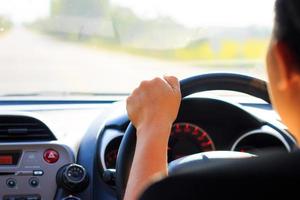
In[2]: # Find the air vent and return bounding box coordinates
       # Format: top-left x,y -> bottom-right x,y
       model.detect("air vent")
0,116 -> 56,142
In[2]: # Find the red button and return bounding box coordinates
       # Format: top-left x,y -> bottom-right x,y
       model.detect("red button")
43,149 -> 59,164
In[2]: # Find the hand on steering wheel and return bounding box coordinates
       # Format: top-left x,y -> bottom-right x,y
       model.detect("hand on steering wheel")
116,73 -> 270,200
126,76 -> 181,139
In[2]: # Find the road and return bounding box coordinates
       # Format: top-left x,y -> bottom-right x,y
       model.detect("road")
0,27 -> 266,95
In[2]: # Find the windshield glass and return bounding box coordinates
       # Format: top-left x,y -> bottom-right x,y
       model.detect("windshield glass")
0,0 -> 274,95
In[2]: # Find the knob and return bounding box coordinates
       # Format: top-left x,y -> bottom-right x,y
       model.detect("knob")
103,169 -> 116,186
57,164 -> 89,193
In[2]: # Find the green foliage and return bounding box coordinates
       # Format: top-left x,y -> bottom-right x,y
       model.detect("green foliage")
51,0 -> 62,16
111,6 -> 140,31
109,6 -> 141,43
51,0 -> 110,17
0,16 -> 12,34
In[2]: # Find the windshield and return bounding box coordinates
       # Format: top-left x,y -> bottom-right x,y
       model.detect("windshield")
0,0 -> 274,96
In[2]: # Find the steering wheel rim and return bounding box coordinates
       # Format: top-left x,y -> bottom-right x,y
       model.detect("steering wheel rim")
115,73 -> 270,199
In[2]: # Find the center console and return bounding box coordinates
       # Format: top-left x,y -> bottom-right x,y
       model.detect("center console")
0,143 -> 75,200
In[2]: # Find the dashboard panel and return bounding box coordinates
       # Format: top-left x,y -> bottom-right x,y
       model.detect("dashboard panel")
99,98 -> 297,172
0,143 -> 74,200
0,109 -> 105,200
0,97 -> 297,200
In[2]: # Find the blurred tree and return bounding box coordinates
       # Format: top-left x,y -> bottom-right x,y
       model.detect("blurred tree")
110,6 -> 141,44
51,0 -> 110,17
51,0 -> 62,16
111,6 -> 140,32
0,16 -> 12,33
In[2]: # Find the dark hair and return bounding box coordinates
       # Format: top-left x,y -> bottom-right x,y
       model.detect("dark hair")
275,0 -> 300,63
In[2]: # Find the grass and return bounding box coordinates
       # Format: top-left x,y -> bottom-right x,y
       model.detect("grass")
81,36 -> 268,63
30,23 -> 269,68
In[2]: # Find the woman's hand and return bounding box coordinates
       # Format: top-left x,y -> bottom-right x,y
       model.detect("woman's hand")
126,76 -> 181,139
124,76 -> 181,200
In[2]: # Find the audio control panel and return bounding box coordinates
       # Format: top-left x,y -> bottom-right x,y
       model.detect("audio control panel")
0,143 -> 74,200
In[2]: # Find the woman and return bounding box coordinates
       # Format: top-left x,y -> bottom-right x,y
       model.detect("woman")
125,0 -> 300,199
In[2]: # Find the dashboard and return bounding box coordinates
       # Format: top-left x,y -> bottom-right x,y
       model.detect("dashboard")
0,96 -> 297,200
99,98 -> 296,172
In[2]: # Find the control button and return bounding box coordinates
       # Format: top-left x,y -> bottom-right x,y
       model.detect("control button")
29,177 -> 39,187
6,178 -> 16,188
43,149 -> 59,164
33,170 -> 44,176
66,165 -> 85,182
57,164 -> 88,193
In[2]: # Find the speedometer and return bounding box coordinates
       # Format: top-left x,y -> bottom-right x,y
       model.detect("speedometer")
168,123 -> 215,162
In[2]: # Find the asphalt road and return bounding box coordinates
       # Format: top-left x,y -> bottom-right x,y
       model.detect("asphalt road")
0,27 -> 265,95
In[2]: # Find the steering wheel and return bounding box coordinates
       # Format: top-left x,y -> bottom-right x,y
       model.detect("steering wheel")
115,73 -> 270,199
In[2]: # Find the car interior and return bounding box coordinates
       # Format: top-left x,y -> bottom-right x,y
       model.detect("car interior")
0,0 -> 298,200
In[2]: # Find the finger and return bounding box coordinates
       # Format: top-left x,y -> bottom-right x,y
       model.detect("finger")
163,75 -> 180,91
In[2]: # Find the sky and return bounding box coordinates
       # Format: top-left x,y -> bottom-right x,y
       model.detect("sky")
0,0 -> 275,27
112,0 -> 275,27
0,0 -> 50,23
